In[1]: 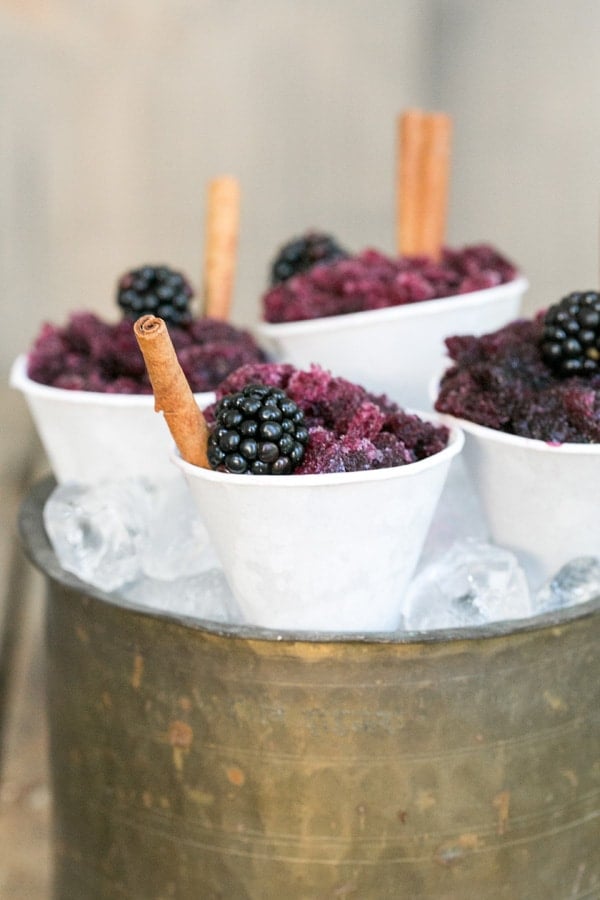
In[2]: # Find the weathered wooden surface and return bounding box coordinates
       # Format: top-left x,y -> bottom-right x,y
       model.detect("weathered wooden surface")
0,387 -> 52,898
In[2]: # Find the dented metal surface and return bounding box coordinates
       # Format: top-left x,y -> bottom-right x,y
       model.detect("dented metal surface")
20,479 -> 600,899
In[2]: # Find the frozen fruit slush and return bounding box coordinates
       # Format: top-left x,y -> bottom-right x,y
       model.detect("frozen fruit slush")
27,314 -> 266,395
435,298 -> 600,443
262,243 -> 518,324
207,362 -> 450,475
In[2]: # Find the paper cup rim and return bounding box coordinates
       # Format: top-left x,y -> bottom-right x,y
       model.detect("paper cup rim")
173,415 -> 464,488
10,354 -> 214,408
437,410 -> 600,455
255,275 -> 529,338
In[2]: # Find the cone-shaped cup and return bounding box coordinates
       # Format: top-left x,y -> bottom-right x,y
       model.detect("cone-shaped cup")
173,418 -> 464,632
10,355 -> 214,484
255,277 -> 528,411
436,412 -> 600,589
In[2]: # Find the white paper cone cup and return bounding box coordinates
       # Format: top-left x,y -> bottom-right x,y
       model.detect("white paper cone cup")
10,355 -> 214,484
254,277 -> 528,411
441,415 -> 600,589
174,420 -> 464,632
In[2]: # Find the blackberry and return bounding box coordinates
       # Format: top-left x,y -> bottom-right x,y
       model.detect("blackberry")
117,265 -> 194,325
208,383 -> 309,475
269,232 -> 349,285
540,291 -> 600,376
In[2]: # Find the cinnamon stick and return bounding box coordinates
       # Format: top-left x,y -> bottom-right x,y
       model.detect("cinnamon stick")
397,110 -> 452,260
134,315 -> 210,468
397,109 -> 425,257
202,175 -> 240,320
419,112 -> 452,260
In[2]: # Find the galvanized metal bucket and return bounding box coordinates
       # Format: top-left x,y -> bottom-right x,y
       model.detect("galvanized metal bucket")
20,479 -> 600,900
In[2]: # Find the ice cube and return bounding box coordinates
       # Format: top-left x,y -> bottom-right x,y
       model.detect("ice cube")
534,557 -> 600,613
140,476 -> 220,580
121,568 -> 244,624
43,480 -> 156,592
404,538 -> 532,630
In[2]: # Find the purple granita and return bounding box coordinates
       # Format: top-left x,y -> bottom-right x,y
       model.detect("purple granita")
208,362 -> 449,475
435,313 -> 600,443
26,313 -> 267,394
262,243 -> 518,324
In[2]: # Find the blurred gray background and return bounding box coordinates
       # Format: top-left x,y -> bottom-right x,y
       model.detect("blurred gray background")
2,0 -> 600,372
